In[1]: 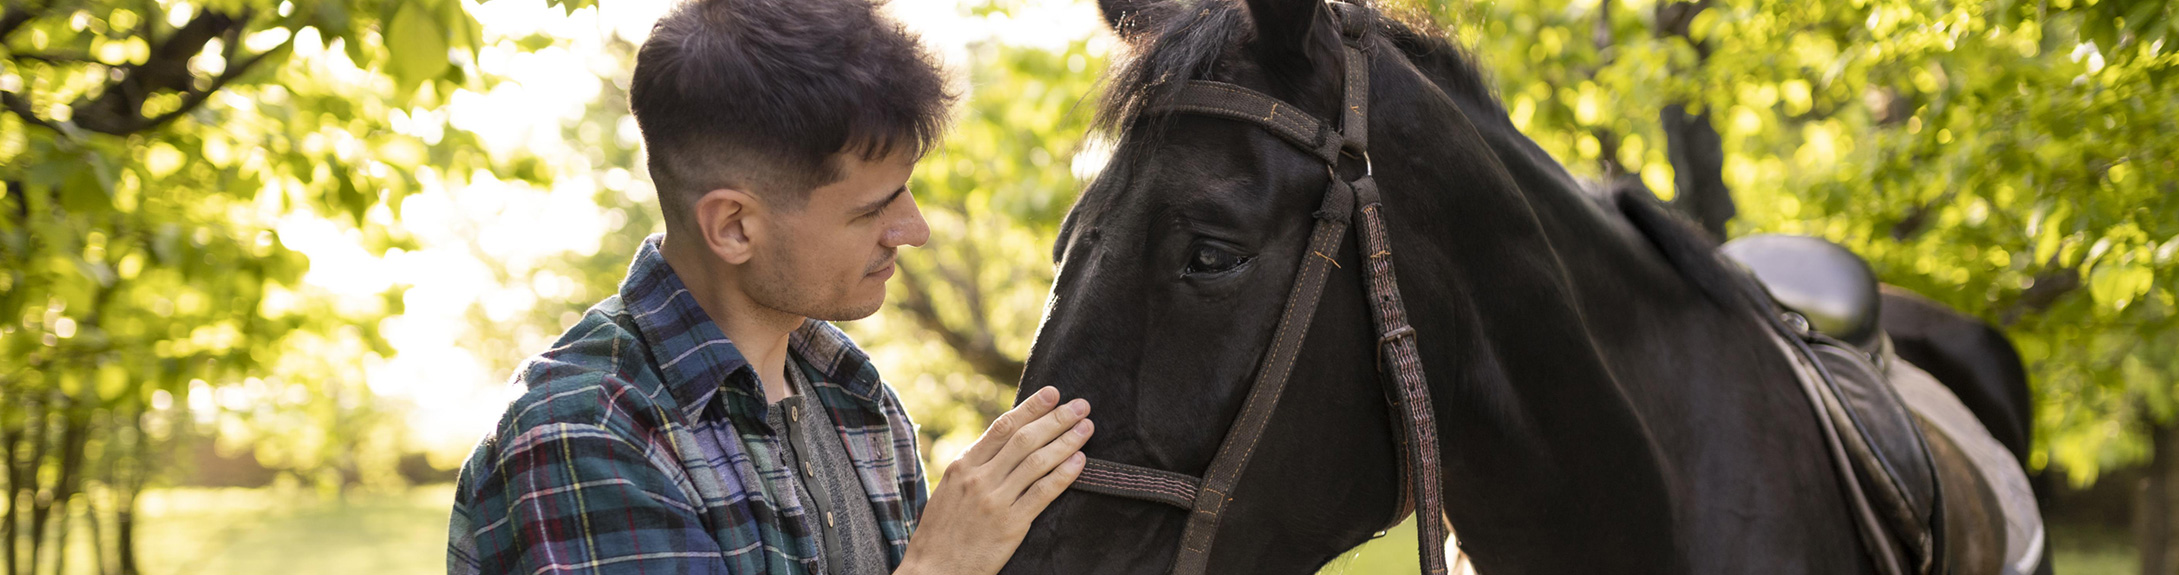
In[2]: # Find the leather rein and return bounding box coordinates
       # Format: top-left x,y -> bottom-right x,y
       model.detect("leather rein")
1061,5 -> 1452,574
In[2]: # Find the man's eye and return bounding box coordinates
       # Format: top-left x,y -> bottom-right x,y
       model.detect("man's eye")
1184,245 -> 1249,276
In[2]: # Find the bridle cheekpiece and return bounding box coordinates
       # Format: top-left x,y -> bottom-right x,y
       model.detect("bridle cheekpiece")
1061,4 -> 1453,574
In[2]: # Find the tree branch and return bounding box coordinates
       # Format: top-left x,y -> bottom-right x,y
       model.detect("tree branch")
937,245 -> 993,338
0,0 -> 45,41
2,180 -> 19,223
70,9 -> 246,135
2000,265 -> 2080,325
0,8 -> 273,138
0,89 -> 66,135
6,51 -> 94,64
1654,0 -> 1716,59
894,263 -> 1026,386
135,41 -> 286,133
1888,190 -> 1957,241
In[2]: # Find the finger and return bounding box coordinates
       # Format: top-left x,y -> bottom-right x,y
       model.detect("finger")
999,417 -> 1092,497
960,386 -> 1060,465
1013,452 -> 1086,513
989,398 -> 1089,474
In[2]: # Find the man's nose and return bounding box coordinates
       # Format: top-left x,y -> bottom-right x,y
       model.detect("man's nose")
883,191 -> 931,249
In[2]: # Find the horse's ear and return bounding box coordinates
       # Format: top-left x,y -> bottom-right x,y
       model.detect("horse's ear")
1098,0 -> 1171,41
1242,0 -> 1339,75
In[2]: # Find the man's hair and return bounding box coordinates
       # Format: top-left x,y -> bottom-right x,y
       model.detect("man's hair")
630,0 -> 952,223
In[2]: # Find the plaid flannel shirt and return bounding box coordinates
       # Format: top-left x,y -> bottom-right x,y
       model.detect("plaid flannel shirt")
448,234 -> 927,575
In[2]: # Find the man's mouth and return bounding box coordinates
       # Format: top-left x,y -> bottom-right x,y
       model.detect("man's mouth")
866,256 -> 896,279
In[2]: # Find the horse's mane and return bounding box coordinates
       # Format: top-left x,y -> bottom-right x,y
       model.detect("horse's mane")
1092,1 -> 1506,133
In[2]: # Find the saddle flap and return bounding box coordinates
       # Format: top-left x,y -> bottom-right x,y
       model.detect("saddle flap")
1809,338 -> 1942,568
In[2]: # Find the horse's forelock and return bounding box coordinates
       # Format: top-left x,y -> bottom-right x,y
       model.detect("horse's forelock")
1092,4 -> 1253,133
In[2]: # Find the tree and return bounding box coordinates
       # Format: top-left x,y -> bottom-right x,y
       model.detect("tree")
1400,0 -> 2176,569
0,0 -> 531,572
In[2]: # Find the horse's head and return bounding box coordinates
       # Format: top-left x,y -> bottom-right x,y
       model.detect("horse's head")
1001,0 -> 1407,572
1003,0 -> 1686,572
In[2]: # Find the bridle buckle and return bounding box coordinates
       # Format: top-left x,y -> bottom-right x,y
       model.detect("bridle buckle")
1378,324 -> 1415,346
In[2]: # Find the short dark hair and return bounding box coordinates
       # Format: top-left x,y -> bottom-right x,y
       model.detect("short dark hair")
630,0 -> 952,222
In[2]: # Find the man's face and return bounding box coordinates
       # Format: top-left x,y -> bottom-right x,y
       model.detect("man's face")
744,152 -> 929,322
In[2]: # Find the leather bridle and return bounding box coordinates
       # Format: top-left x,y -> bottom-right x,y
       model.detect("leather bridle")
1061,4 -> 1452,574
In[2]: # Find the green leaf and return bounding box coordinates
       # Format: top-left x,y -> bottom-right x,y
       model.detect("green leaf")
543,0 -> 596,16
385,2 -> 450,95
58,157 -> 114,214
333,164 -> 370,226
2124,1 -> 2167,44
442,0 -> 484,58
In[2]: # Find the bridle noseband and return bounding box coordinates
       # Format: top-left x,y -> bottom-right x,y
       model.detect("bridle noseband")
1061,4 -> 1452,574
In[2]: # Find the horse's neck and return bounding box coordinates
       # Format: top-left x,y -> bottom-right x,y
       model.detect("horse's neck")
1362,74 -> 1683,571
1447,94 -> 1877,573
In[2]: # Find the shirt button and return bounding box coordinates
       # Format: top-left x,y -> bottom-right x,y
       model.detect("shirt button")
803,461 -> 814,478
791,405 -> 799,422
826,511 -> 835,527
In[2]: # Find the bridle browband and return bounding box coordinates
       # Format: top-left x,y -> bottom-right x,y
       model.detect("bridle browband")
1062,4 -> 1452,574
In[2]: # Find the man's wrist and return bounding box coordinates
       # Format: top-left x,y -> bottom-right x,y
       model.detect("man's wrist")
892,553 -> 931,575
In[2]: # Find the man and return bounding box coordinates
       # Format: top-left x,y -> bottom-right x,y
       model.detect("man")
445,0 -> 1091,573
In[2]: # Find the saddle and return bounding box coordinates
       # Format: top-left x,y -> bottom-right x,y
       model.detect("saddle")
1721,235 -> 1944,575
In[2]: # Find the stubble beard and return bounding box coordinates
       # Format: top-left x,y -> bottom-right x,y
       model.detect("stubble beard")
747,239 -> 890,323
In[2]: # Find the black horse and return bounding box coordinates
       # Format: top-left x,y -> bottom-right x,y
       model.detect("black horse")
1000,0 -> 2036,573
1880,286 -> 2034,468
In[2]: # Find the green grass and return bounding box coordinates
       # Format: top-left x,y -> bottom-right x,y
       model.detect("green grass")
132,484 -> 452,575
2051,524 -> 2137,575
1317,516 -> 1427,575
104,486 -> 2139,575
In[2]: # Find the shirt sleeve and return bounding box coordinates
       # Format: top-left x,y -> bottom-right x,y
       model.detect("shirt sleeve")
453,420 -> 732,575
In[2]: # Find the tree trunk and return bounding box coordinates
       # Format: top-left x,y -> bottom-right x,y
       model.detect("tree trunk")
1660,105 -> 1734,240
1653,0 -> 1736,241
4,426 -> 20,575
114,498 -> 135,575
84,487 -> 105,575
47,496 -> 67,575
29,409 -> 87,575
1588,0 -> 1625,182
2141,419 -> 2179,575
20,403 -> 50,575
116,412 -> 143,575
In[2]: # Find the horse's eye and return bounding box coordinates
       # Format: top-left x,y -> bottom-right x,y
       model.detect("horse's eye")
1184,244 -> 1249,276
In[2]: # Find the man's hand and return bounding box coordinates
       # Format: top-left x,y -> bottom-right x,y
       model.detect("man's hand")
898,386 -> 1091,575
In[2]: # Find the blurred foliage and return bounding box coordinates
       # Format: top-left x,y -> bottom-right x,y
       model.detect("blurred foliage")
1389,0 -> 2179,485
6,0 -> 2176,571
0,0 -> 551,573
129,485 -> 450,575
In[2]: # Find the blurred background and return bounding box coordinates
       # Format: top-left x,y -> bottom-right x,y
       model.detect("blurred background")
0,0 -> 2173,573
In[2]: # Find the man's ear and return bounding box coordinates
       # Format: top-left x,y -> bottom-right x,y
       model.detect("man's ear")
692,188 -> 764,265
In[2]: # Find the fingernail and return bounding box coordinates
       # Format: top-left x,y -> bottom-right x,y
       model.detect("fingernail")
1068,452 -> 1085,466
1072,420 -> 1092,437
1036,386 -> 1058,406
1066,398 -> 1088,416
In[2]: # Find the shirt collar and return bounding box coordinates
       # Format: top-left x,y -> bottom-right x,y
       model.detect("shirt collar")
619,234 -> 889,421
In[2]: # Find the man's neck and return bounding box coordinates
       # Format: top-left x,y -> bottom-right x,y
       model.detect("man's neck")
661,235 -> 805,404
